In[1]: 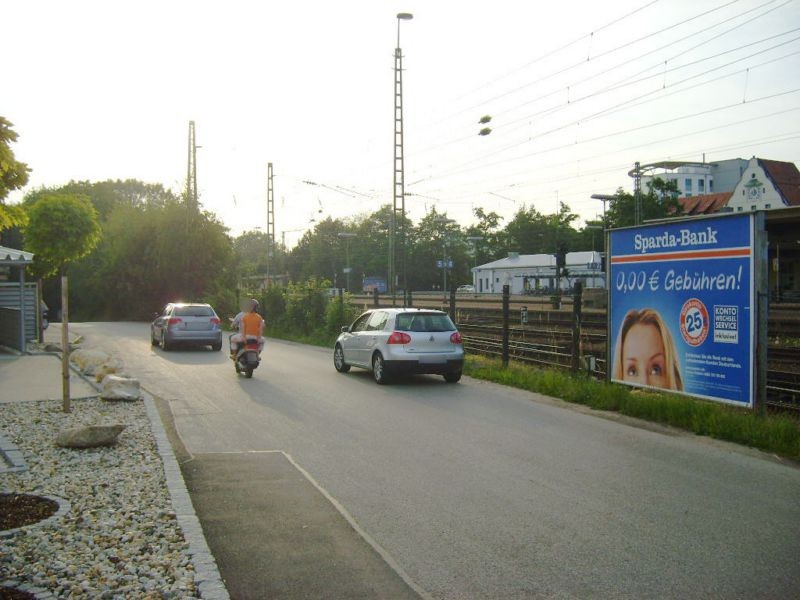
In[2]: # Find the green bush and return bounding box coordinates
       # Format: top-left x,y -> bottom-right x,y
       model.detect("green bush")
202,288 -> 238,321
260,285 -> 287,325
464,356 -> 800,461
284,278 -> 329,334
325,294 -> 361,335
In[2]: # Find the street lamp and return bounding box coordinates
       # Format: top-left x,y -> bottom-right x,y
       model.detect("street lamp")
466,236 -> 483,284
337,232 -> 357,292
591,193 -> 615,228
390,12 -> 413,305
435,216 -> 456,301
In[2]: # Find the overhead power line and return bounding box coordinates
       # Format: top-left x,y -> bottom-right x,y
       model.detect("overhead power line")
410,91 -> 800,187
490,35 -> 800,146
492,0 -> 791,124
411,42 -> 800,185
416,24 -> 799,161
448,0 -> 743,122
450,0 -> 662,102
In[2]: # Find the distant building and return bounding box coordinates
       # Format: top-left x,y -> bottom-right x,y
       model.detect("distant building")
676,158 -> 800,215
726,157 -> 800,212
640,158 -> 748,198
472,251 -> 604,294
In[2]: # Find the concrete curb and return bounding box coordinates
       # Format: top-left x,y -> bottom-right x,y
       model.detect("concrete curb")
0,431 -> 27,474
32,351 -> 229,598
0,579 -> 57,600
0,493 -> 71,540
143,392 -> 230,600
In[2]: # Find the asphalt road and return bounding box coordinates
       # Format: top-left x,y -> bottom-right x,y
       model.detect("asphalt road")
72,322 -> 800,599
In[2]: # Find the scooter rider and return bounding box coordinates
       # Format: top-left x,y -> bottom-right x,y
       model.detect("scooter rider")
230,298 -> 265,357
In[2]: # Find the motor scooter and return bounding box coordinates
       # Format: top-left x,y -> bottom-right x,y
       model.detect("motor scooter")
230,336 -> 261,378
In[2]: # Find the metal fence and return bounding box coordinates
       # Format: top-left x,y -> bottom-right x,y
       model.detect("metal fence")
351,288 -> 800,411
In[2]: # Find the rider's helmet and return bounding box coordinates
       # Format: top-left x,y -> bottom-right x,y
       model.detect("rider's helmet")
249,298 -> 260,312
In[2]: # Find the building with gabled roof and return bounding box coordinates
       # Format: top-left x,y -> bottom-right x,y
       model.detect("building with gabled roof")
472,251 -> 604,294
727,157 -> 800,212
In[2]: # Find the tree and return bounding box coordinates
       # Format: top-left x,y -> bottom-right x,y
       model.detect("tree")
464,207 -> 504,268
0,117 -> 30,231
504,202 -> 579,255
605,178 -> 682,229
24,193 -> 100,413
24,194 -> 101,276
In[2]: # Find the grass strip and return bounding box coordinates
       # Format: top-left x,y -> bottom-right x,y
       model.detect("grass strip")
465,355 -> 800,462
265,327 -> 334,349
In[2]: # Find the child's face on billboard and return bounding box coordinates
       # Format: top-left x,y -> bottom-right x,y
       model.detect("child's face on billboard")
623,323 -> 668,388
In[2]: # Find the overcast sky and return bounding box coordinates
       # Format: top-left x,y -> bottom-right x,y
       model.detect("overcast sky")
4,0 -> 799,245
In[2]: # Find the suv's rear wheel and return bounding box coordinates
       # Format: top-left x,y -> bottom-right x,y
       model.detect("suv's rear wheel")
444,371 -> 462,383
334,345 -> 350,373
211,342 -> 222,352
372,353 -> 389,385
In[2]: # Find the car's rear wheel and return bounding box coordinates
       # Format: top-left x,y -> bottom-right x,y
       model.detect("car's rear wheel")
211,342 -> 222,352
161,334 -> 171,351
150,330 -> 157,346
333,345 -> 350,373
372,353 -> 389,385
444,371 -> 462,383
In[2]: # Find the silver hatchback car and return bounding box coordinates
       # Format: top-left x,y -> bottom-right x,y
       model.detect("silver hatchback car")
151,303 -> 223,351
333,308 -> 464,384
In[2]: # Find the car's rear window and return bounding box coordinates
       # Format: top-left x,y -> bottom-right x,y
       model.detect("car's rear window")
395,313 -> 456,332
174,305 -> 215,317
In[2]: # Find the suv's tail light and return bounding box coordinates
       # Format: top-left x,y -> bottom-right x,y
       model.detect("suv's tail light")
450,332 -> 462,344
387,331 -> 412,345
210,317 -> 221,326
167,317 -> 182,326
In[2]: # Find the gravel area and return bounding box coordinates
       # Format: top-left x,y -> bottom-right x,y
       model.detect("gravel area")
0,397 -> 200,599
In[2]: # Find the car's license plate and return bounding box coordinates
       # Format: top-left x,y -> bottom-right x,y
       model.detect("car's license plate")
420,356 -> 447,364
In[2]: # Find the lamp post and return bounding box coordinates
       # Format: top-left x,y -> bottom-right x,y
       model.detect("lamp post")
338,232 -> 357,292
591,193 -> 615,228
435,216 -> 456,302
466,236 -> 483,288
390,12 -> 413,305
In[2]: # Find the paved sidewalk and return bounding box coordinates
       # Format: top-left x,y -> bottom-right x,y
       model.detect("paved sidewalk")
181,452 -> 422,600
0,354 -> 96,403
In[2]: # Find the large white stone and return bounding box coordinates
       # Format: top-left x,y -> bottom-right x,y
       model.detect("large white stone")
95,361 -> 122,382
56,424 -> 126,448
100,375 -> 141,401
70,348 -> 111,376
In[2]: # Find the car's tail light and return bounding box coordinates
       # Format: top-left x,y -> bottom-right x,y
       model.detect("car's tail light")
387,331 -> 411,345
450,332 -> 462,344
210,317 -> 221,326
167,317 -> 182,326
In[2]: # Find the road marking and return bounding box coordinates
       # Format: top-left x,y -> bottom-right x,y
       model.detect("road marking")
281,450 -> 435,600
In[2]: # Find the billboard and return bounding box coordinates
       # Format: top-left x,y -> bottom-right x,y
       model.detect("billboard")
362,276 -> 387,293
608,213 -> 754,407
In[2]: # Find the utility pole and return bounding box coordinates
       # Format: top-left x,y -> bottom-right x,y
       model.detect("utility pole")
633,160 -> 642,225
390,12 -> 413,305
186,121 -> 198,211
266,162 -> 275,288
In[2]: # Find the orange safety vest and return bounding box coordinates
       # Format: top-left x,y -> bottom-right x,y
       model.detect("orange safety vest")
241,312 -> 263,338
